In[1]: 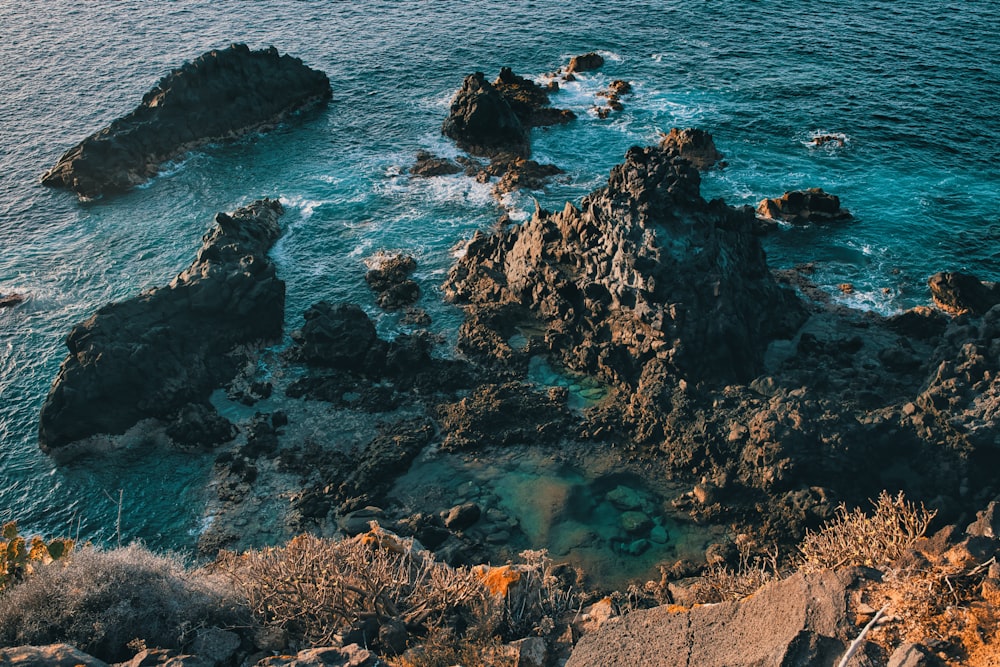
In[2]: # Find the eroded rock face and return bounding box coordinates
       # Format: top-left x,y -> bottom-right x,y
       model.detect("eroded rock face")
441,72 -> 530,158
41,44 -> 331,198
492,67 -> 576,128
928,271 -> 1000,316
756,188 -> 852,224
38,199 -> 285,455
658,128 -> 725,170
566,52 -> 605,73
446,142 -> 805,390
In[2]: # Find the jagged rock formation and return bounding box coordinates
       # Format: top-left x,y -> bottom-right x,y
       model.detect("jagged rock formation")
441,68 -> 574,158
410,151 -> 462,177
38,199 -> 285,456
441,72 -> 530,157
491,67 -> 576,128
41,44 -> 331,198
756,188 -> 852,224
658,127 -> 725,170
445,140 -> 806,390
365,254 -> 420,311
928,271 -> 1000,316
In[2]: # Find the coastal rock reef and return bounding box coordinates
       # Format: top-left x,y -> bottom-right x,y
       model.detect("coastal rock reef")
38,199 -> 285,456
41,44 -> 331,198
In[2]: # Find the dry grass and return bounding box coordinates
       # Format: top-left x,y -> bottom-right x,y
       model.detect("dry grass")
0,543 -> 243,663
214,526 -> 576,661
798,491 -> 936,572
691,535 -> 782,603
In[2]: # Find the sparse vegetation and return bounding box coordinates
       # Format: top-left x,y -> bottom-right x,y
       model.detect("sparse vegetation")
797,491 -> 937,572
213,526 -> 577,663
0,521 -> 73,591
0,543 -> 244,662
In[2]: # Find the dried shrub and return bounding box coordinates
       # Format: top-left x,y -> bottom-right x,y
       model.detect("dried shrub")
215,529 -> 579,662
692,536 -> 782,603
0,543 -> 244,662
798,491 -> 937,572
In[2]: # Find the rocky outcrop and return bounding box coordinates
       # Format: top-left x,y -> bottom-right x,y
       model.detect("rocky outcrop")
566,52 -> 605,73
365,254 -> 420,310
285,301 -> 474,402
487,155 -> 564,195
441,72 -> 530,158
927,271 -> 1000,316
658,127 -> 725,170
41,44 -> 331,198
0,293 -> 25,309
441,68 -> 575,158
410,151 -> 462,177
0,644 -> 109,667
756,188 -> 852,224
446,141 -> 805,390
567,571 -> 855,666
491,67 -> 575,128
38,199 -> 285,456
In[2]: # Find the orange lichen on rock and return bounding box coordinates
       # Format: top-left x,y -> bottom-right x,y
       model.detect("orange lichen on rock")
474,564 -> 522,597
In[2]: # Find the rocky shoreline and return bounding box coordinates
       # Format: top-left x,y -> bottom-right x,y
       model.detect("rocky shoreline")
18,51 -> 1000,665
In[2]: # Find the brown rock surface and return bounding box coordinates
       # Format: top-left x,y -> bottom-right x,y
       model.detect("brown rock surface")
927,271 -> 1000,316
567,571 -> 852,666
756,188 -> 852,224
658,127 -> 725,170
0,644 -> 110,666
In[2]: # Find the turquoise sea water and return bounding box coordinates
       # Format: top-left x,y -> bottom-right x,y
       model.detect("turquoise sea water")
0,2 -> 998,553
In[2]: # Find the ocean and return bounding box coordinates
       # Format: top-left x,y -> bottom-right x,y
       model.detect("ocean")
1,1 -> 997,552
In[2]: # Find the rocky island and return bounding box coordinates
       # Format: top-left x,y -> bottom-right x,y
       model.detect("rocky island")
38,199 -> 285,458
40,44 -> 331,199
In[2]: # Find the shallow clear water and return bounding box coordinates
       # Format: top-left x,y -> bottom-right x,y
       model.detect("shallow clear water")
0,2 -> 997,555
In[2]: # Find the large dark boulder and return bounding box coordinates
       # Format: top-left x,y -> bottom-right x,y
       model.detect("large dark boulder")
492,67 -> 575,128
38,199 -> 285,456
441,72 -> 530,158
41,44 -> 331,198
928,271 -> 1000,316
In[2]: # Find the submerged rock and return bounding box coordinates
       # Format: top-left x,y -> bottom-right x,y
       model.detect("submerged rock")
756,188 -> 852,224
41,44 -> 331,198
0,293 -> 25,310
38,199 -> 285,456
410,151 -> 462,177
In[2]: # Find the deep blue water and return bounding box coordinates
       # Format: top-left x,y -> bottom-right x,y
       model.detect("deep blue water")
0,1 -> 997,551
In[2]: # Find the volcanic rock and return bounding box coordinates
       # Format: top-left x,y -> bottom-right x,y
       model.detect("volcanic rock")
38,199 -> 285,456
0,293 -> 25,309
756,188 -> 853,224
927,271 -> 1000,316
441,72 -> 530,158
566,52 -> 605,73
658,128 -> 725,170
566,570 -> 854,666
410,151 -> 462,177
41,44 -> 331,198
365,254 -> 420,310
488,155 -> 564,195
445,141 -> 805,392
492,67 -> 576,128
